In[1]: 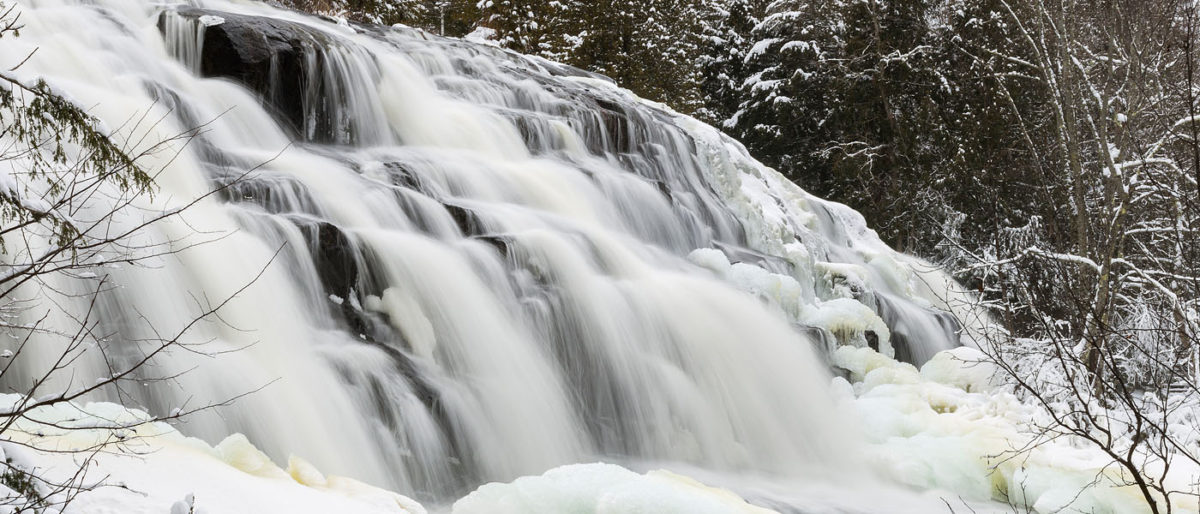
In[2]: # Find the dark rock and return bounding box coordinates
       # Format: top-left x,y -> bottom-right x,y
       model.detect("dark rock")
225,174 -> 319,214
865,330 -> 880,352
596,106 -> 632,154
161,9 -> 311,136
475,235 -> 512,259
314,222 -> 357,299
159,8 -> 375,144
354,161 -> 422,190
443,203 -> 483,236
292,219 -> 358,299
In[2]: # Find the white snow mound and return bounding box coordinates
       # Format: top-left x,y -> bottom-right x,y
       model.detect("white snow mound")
452,462 -> 779,514
0,396 -> 425,514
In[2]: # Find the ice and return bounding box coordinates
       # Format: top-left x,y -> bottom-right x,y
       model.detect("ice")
215,433 -> 293,479
688,247 -> 732,276
364,287 -> 438,359
814,261 -> 867,299
169,494 -> 196,514
288,456 -> 328,487
835,347 -> 1200,514
919,346 -> 998,393
465,26 -> 499,46
198,15 -> 225,27
689,249 -> 805,319
452,463 -> 778,514
0,399 -> 426,514
803,298 -> 893,356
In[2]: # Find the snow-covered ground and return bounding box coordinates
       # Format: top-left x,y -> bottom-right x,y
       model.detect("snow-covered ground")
0,397 -> 426,514
835,346 -> 1199,514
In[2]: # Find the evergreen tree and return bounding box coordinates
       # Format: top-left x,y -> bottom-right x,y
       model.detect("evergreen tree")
728,0 -> 1037,253
476,0 -> 576,56
542,0 -> 717,112
412,0 -> 481,36
696,0 -> 763,125
731,0 -> 851,209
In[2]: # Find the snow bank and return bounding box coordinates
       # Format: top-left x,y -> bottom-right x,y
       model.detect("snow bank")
918,346 -> 998,393
836,348 -> 1199,514
452,463 -> 778,514
0,397 -> 425,514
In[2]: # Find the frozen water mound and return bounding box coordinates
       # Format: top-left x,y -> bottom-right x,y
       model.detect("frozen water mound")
453,463 -> 778,514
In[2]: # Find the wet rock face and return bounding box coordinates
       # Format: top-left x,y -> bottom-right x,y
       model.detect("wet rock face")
304,220 -> 359,300
161,8 -> 384,145
162,9 -> 311,136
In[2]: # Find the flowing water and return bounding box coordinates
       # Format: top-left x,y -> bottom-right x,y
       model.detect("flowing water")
0,0 -> 964,508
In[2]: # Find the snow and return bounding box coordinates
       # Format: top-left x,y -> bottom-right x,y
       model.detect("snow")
803,298 -> 893,356
465,26 -> 500,46
452,463 -> 777,514
15,384 -> 1142,514
919,346 -> 998,393
779,40 -> 818,54
0,168 -> 15,199
835,347 -> 1200,514
198,15 -> 226,27
0,397 -> 426,514
814,261 -> 867,299
746,38 -> 780,59
16,196 -> 52,215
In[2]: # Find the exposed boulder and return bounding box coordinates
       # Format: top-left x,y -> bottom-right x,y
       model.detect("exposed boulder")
161,9 -> 311,136
158,8 -> 381,144
304,220 -> 359,300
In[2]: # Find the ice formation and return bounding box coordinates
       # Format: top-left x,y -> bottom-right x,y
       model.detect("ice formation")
836,347 -> 1200,514
452,463 -> 778,514
0,397 -> 426,514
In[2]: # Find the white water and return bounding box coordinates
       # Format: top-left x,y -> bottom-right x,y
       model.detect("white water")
0,0 -> 963,508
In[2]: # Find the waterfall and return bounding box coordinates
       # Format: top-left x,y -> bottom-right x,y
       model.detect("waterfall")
0,0 -> 964,506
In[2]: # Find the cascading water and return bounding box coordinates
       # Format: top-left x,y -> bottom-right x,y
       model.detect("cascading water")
1,0 -> 965,508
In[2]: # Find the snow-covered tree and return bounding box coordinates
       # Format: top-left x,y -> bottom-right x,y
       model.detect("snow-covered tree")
933,2 -> 1200,510
728,0 -> 952,250
554,0 -> 718,113
696,0 -> 764,125
475,0 -> 578,57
